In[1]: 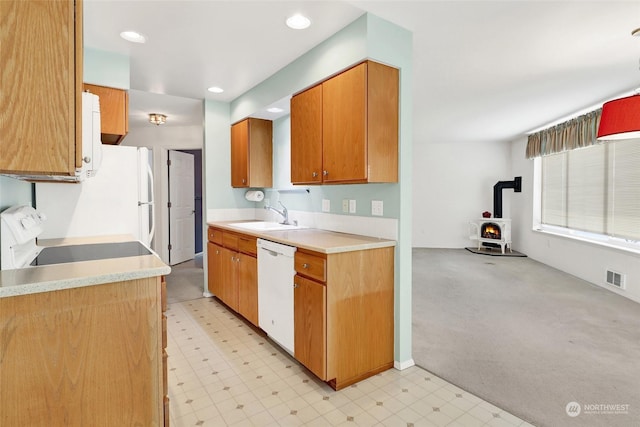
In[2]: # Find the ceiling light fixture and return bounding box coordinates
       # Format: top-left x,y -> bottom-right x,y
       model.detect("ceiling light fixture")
149,113 -> 167,126
267,107 -> 284,113
286,14 -> 311,30
207,86 -> 224,94
597,28 -> 640,140
120,30 -> 147,43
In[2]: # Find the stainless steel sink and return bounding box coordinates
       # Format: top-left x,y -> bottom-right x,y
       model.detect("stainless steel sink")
228,221 -> 306,231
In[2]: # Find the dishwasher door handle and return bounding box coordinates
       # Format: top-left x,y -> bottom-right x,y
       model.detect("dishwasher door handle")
264,249 -> 279,257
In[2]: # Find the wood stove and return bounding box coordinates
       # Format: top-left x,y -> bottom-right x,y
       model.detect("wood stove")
469,218 -> 511,254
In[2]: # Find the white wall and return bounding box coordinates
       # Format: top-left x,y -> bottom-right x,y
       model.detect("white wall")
412,139 -> 513,248
510,136 -> 640,303
123,125 -> 203,149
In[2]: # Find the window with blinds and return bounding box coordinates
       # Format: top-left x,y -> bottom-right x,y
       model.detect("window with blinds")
541,139 -> 640,242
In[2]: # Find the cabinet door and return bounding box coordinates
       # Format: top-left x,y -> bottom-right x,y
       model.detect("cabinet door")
231,120 -> 249,187
220,247 -> 239,311
294,275 -> 326,380
247,118 -> 273,188
322,62 -> 367,183
83,84 -> 129,145
207,242 -> 223,297
0,0 -> 82,175
291,85 -> 323,184
237,253 -> 258,326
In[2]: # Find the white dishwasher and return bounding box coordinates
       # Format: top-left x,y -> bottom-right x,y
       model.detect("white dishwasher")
257,238 -> 297,354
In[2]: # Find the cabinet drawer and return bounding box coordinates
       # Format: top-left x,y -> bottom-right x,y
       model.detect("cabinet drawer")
238,235 -> 257,256
295,251 -> 326,283
208,227 -> 223,245
222,232 -> 239,250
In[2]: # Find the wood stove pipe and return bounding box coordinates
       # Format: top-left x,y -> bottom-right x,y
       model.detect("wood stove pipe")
493,177 -> 522,218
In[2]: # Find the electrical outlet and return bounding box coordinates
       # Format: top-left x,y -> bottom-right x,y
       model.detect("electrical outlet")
349,199 -> 356,214
322,199 -> 331,212
371,200 -> 384,216
342,199 -> 349,213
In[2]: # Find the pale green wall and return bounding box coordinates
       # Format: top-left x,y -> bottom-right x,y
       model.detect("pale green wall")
0,176 -> 32,211
206,13 -> 413,365
84,48 -> 130,89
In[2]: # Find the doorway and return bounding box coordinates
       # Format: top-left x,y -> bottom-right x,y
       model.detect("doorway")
168,150 -> 195,265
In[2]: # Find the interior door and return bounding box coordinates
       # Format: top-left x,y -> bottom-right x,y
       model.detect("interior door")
168,150 -> 195,265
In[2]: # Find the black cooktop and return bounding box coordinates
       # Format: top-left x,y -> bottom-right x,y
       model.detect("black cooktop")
31,241 -> 152,267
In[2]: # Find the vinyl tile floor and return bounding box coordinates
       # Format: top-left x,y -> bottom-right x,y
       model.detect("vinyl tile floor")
166,297 -> 535,427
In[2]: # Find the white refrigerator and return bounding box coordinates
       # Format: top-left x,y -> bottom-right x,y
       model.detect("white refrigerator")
35,145 -> 155,247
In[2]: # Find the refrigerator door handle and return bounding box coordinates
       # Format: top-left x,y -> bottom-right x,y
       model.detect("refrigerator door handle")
146,163 -> 155,245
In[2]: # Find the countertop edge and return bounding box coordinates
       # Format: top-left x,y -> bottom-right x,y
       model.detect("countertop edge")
208,221 -> 397,254
0,263 -> 171,298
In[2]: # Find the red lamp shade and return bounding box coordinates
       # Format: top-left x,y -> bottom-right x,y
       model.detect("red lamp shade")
597,94 -> 640,140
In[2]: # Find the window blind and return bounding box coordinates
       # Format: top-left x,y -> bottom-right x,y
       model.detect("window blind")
541,138 -> 640,242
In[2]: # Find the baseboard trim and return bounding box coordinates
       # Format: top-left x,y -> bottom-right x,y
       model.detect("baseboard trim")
394,359 -> 415,370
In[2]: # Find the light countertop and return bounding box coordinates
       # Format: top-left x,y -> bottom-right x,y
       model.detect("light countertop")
0,235 -> 171,298
208,221 -> 396,253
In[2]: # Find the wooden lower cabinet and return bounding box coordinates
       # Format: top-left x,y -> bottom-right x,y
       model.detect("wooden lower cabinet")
294,274 -> 327,379
207,242 -> 223,297
206,226 -> 395,390
221,246 -> 239,311
294,247 -> 395,390
237,253 -> 258,326
207,227 -> 258,327
0,277 -> 165,426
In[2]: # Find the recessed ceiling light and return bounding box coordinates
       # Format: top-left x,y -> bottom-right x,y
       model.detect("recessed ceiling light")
207,86 -> 224,94
286,14 -> 311,30
267,107 -> 284,113
120,30 -> 146,43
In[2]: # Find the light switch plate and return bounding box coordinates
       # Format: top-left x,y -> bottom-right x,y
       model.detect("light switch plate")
349,199 -> 356,214
322,199 -> 331,212
371,200 -> 384,216
342,199 -> 349,213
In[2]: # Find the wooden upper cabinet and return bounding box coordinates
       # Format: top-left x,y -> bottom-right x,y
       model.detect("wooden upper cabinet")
0,0 -> 83,175
290,60 -> 399,185
322,62 -> 368,182
83,83 -> 129,145
291,85 -> 323,184
231,118 -> 273,188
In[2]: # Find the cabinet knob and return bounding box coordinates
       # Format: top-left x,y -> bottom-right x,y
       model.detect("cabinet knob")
83,156 -> 91,163
293,283 -> 298,288
215,250 -> 219,254
242,178 -> 246,184
323,170 -> 328,176
312,171 -> 318,178
302,263 -> 309,269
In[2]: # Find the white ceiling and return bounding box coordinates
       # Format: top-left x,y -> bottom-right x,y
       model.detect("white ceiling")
84,0 -> 640,143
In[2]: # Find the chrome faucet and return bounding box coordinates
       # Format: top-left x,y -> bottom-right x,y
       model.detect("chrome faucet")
265,201 -> 290,225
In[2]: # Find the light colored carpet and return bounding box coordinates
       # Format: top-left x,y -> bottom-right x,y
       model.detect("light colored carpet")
412,248 -> 640,427
165,259 -> 205,304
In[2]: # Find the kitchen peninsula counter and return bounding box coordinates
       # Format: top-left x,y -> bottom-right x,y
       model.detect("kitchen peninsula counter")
0,234 -> 171,426
0,234 -> 170,298
208,221 -> 396,253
